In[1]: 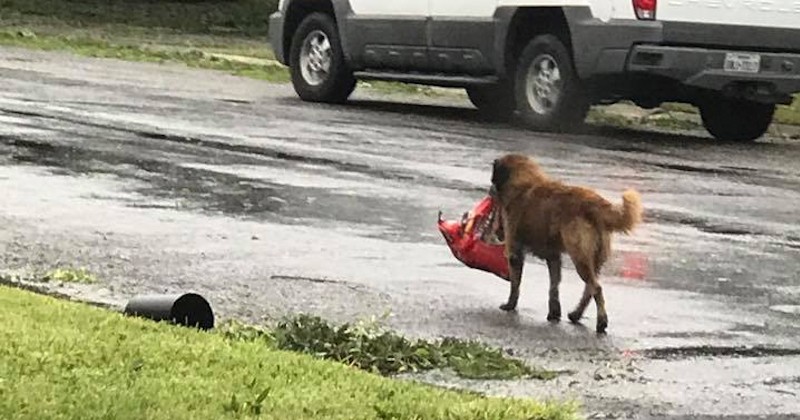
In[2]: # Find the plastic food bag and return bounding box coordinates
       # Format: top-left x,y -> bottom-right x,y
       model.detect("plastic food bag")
437,196 -> 509,281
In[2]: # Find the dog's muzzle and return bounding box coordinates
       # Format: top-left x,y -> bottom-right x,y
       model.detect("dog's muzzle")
488,184 -> 498,198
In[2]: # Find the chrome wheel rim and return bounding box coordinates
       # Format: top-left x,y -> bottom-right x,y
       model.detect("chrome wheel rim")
299,30 -> 332,86
525,54 -> 562,115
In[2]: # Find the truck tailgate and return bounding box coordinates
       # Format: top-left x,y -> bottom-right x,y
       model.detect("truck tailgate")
659,0 -> 800,30
661,22 -> 800,52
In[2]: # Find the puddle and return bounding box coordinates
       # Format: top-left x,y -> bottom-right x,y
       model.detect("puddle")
770,305 -> 800,316
646,207 -> 763,237
0,135 -> 437,243
641,345 -> 800,360
651,162 -> 733,176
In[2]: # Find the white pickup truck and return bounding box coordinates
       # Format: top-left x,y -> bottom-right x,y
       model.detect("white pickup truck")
269,0 -> 800,142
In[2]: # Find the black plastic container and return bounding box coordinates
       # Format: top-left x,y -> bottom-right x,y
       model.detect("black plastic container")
123,293 -> 214,330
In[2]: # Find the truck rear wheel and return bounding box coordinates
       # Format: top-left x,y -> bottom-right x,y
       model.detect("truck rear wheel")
289,13 -> 356,103
514,35 -> 589,131
466,83 -> 516,120
698,97 -> 775,142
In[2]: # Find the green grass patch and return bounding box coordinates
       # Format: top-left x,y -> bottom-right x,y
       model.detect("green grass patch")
646,114 -> 701,131
1,266 -> 98,284
0,2 -> 456,97
586,108 -> 636,128
587,107 -> 702,131
363,80 -> 452,97
0,0 -> 279,37
42,267 -> 98,284
0,29 -> 290,82
775,96 -> 800,126
0,28 -> 451,96
0,20 -> 279,59
660,102 -> 697,114
0,286 -> 577,420
222,314 -> 558,380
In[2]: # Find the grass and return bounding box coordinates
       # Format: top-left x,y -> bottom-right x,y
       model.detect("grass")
586,108 -> 638,129
1,266 -> 98,284
0,29 -> 290,82
0,27 -> 453,96
363,80 -> 450,97
774,98 -> 800,126
222,313 -> 558,380
586,106 -> 702,131
0,0 -> 279,37
0,0 -> 447,97
0,263 -> 550,381
42,267 -> 98,284
0,285 -> 577,420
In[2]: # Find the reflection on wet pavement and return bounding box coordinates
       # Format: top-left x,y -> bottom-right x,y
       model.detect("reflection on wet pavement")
2,97 -> 797,307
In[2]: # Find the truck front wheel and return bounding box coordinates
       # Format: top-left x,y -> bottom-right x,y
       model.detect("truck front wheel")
289,13 -> 356,103
514,35 -> 589,131
698,97 -> 775,142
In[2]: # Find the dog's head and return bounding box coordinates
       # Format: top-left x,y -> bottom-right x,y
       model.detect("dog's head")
489,154 -> 537,198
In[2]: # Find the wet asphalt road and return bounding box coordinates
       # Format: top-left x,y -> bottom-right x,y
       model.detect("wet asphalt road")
1,47 -> 800,419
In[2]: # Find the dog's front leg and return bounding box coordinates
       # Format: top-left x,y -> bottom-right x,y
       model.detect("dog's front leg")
500,242 -> 524,312
546,256 -> 562,321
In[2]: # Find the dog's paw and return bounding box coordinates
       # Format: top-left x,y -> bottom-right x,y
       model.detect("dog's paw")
499,302 -> 517,312
547,301 -> 561,322
596,316 -> 608,334
567,311 -> 582,324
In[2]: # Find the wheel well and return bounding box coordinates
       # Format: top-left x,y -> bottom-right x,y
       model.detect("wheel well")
504,8 -> 573,75
283,0 -> 336,59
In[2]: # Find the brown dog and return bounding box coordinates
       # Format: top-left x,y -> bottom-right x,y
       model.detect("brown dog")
489,153 -> 642,333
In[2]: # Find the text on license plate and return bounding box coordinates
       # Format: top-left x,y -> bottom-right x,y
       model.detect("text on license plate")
724,53 -> 761,74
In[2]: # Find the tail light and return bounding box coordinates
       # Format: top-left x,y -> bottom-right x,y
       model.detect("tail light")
633,0 -> 657,20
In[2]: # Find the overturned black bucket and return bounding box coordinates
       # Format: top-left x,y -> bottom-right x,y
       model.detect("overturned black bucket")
124,293 -> 214,330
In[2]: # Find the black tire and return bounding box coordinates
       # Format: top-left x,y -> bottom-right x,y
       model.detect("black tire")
514,34 -> 589,131
698,96 -> 775,142
466,82 -> 516,120
289,13 -> 356,103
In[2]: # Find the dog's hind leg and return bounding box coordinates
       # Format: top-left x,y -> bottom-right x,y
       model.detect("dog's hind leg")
593,284 -> 608,334
592,231 -> 612,333
568,261 -> 608,334
546,256 -> 562,321
562,220 -> 602,329
567,262 -> 597,325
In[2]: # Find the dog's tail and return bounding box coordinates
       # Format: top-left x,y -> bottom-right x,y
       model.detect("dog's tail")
599,189 -> 642,233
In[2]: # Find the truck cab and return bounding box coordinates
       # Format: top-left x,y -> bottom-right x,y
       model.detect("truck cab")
270,0 -> 800,142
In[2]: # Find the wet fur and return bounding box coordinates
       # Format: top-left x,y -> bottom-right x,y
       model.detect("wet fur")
489,153 -> 643,334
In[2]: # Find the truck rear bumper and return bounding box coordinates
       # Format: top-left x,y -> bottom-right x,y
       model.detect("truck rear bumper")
568,12 -> 800,100
627,45 -> 800,102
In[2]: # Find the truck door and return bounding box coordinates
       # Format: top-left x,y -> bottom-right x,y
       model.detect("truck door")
428,0 -> 498,75
346,0 -> 431,70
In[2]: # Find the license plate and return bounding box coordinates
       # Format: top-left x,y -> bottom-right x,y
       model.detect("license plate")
723,53 -> 761,74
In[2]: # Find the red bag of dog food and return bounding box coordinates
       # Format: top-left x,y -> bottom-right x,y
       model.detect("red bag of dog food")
438,196 -> 509,281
